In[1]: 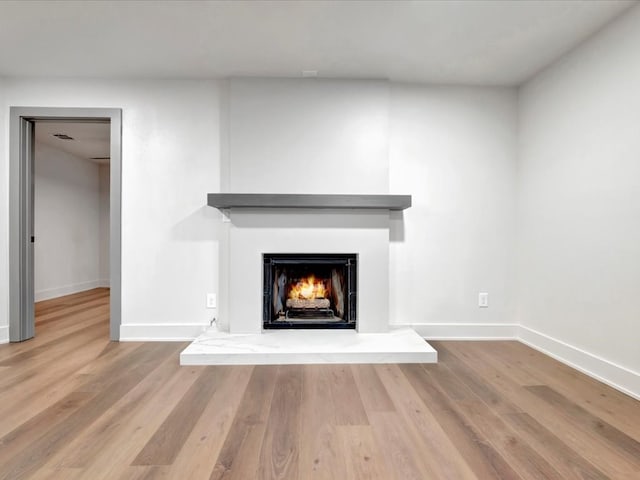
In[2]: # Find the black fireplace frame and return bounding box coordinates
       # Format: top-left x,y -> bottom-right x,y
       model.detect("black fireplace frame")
262,253 -> 357,329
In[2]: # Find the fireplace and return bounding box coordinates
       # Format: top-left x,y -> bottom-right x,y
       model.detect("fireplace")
263,253 -> 357,329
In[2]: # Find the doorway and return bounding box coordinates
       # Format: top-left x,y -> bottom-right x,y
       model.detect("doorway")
9,107 -> 122,341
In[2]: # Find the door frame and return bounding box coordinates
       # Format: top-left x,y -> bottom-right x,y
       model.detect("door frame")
9,107 -> 122,341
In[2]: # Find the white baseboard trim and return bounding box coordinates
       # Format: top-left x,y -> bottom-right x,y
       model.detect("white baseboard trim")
518,326 -> 640,401
35,280 -> 104,302
401,323 -> 519,340
0,325 -> 9,344
120,323 -> 210,342
97,279 -> 110,288
406,322 -> 639,400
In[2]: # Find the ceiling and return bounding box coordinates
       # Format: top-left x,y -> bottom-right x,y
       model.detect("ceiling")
35,122 -> 110,164
0,0 -> 636,86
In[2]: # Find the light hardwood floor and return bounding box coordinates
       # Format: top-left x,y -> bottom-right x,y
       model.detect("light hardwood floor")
0,289 -> 638,479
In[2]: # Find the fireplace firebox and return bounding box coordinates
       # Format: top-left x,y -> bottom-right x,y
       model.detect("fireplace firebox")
263,253 -> 357,329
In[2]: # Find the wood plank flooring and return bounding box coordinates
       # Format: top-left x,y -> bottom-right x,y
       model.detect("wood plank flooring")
0,289 -> 638,479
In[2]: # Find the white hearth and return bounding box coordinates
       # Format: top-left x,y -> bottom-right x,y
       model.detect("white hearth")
181,327 -> 437,365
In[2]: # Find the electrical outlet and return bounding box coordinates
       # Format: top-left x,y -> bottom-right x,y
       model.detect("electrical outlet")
206,293 -> 217,309
478,292 -> 489,308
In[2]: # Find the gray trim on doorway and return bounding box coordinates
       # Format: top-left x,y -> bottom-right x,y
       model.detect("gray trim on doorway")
9,116 -> 35,341
9,107 -> 122,341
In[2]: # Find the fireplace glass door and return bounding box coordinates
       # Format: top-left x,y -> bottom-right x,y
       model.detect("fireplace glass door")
263,253 -> 357,329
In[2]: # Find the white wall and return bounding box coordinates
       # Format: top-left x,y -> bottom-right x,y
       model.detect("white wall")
389,85 -> 518,337
98,164 -> 110,286
227,78 -> 389,194
517,6 -> 640,397
1,77 -> 519,342
34,143 -> 101,300
0,78 -> 222,340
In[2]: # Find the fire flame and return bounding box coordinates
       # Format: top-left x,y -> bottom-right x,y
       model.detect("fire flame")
288,275 -> 327,300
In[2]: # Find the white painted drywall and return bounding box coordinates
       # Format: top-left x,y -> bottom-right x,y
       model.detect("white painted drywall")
2,78 -> 518,340
517,6 -> 640,383
98,164 -> 110,287
389,85 -> 518,332
0,78 -> 222,340
34,143 -> 101,300
228,78 -> 389,194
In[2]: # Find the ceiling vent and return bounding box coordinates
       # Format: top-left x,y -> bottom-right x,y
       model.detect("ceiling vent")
53,133 -> 74,140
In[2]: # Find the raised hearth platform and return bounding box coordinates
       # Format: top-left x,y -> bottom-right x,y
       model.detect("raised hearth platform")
180,327 -> 437,365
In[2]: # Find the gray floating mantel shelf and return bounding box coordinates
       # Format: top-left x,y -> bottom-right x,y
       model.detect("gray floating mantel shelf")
207,193 -> 411,211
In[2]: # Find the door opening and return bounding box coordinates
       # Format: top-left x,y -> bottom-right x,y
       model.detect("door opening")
9,108 -> 122,341
33,120 -> 111,329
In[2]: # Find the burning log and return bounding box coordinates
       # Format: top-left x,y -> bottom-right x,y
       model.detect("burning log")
286,298 -> 330,309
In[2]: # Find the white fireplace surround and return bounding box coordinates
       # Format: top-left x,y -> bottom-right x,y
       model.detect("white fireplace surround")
227,209 -> 390,334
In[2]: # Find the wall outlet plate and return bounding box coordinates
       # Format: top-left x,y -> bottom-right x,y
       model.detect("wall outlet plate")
206,293 -> 217,309
478,292 -> 489,308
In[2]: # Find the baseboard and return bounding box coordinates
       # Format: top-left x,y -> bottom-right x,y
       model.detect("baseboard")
0,325 -> 8,344
35,280 -> 103,302
406,322 -> 639,400
97,279 -> 110,288
402,323 -> 519,340
518,326 -> 640,401
120,323 -> 210,341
